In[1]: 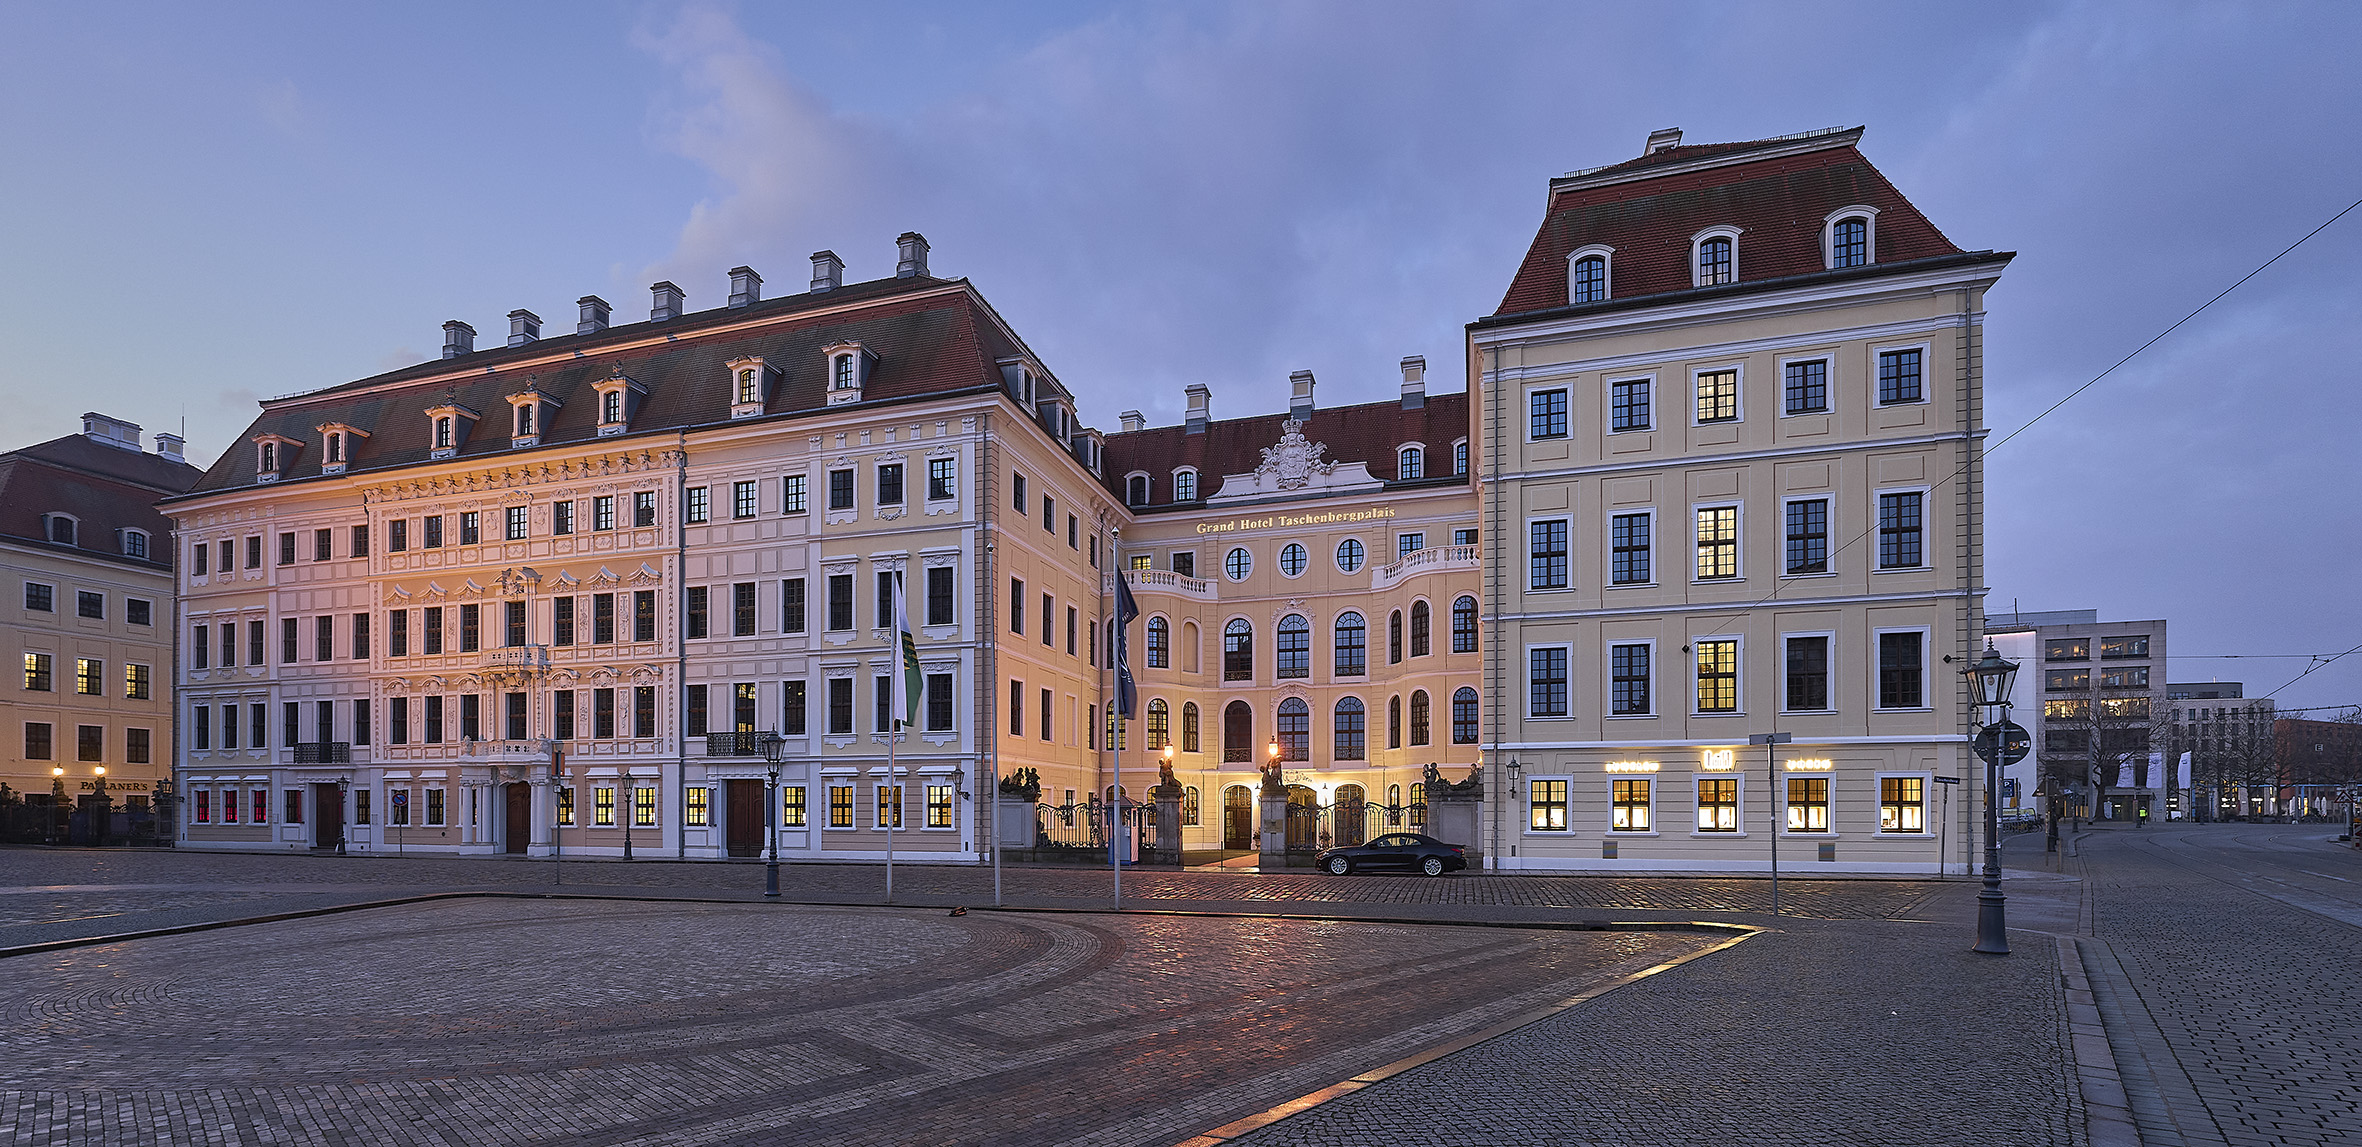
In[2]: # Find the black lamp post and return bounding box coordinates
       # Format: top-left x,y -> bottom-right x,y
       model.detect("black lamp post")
90,767 -> 110,847
759,730 -> 786,898
1963,642 -> 2019,956
51,767 -> 67,845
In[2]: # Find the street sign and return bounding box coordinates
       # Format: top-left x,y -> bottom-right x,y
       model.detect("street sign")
1974,721 -> 2031,766
391,791 -> 409,807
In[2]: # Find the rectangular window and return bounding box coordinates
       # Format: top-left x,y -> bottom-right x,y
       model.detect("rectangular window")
2045,668 -> 2090,692
875,674 -> 894,732
633,591 -> 656,642
276,617 -> 296,663
75,657 -> 101,696
1695,507 -> 1738,580
926,783 -> 953,829
24,582 -> 54,611
424,695 -> 444,743
1878,631 -> 1925,709
827,575 -> 854,632
1009,578 -> 1025,635
1786,636 -> 1830,711
456,605 -> 478,654
1042,495 -> 1055,533
551,599 -> 573,647
828,785 -> 854,829
354,698 -> 371,746
1877,492 -> 1923,569
1695,369 -> 1738,423
505,691 -> 527,741
75,723 -> 102,762
1880,777 -> 1926,832
732,480 -> 758,519
552,502 -> 573,535
1611,778 -> 1651,832
551,692 -> 571,741
423,515 -> 446,548
685,787 -> 709,828
248,620 -> 264,664
125,662 -> 150,700
829,469 -> 855,511
1788,776 -> 1829,832
2101,665 -> 2150,690
1529,389 -> 1569,439
313,528 -> 332,561
877,464 -> 904,506
2100,635 -> 2151,659
126,726 -> 151,764
192,542 -> 209,575
1609,378 -> 1650,432
556,786 -> 574,826
1012,472 -> 1027,513
686,486 -> 711,524
925,566 -> 954,627
1610,513 -> 1650,585
1009,678 -> 1024,737
594,787 -> 615,827
1784,499 -> 1828,575
1041,689 -> 1052,742
783,474 -> 806,514
634,685 -> 656,738
420,607 -> 444,655
1528,647 -> 1569,718
1696,639 -> 1739,713
1398,532 -> 1424,558
730,582 -> 757,637
278,531 -> 297,566
505,506 -> 528,541
391,696 -> 410,745
2046,638 -> 2090,662
593,688 -> 616,739
389,519 -> 410,551
591,594 -> 616,644
877,571 -> 898,630
1877,348 -> 1923,404
189,625 -> 208,670
458,512 -> 481,546
75,591 -> 103,620
1529,519 -> 1569,589
687,683 -> 708,735
1041,593 -> 1053,648
782,680 -> 807,735
1529,779 -> 1568,831
827,678 -> 854,735
592,496 -> 615,531
782,785 -> 807,828
782,578 -> 805,634
1696,778 -> 1738,832
927,458 -> 955,500
220,705 -> 239,750
1783,359 -> 1829,414
927,673 -> 954,732
459,693 -> 481,741
686,587 -> 709,639
354,612 -> 371,658
633,491 -> 656,528
217,623 -> 234,667
247,535 -> 263,567
1610,644 -> 1650,716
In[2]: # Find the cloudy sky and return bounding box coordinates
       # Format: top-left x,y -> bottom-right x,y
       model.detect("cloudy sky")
2,1 -> 2356,712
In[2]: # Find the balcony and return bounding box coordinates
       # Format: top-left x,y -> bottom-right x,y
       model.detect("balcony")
1125,568 -> 1217,602
294,742 -> 351,764
1371,544 -> 1479,592
482,645 -> 549,671
704,731 -> 773,758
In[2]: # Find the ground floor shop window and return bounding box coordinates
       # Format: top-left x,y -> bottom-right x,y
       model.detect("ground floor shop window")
1611,778 -> 1651,831
1787,777 -> 1829,832
829,785 -> 854,828
593,786 -> 615,827
1880,777 -> 1926,832
783,786 -> 807,828
424,788 -> 444,827
875,785 -> 902,829
1528,779 -> 1568,830
633,786 -> 656,828
927,783 -> 953,828
194,789 -> 211,823
557,787 -> 575,826
354,790 -> 371,825
1696,778 -> 1738,832
685,787 -> 710,827
284,789 -> 303,824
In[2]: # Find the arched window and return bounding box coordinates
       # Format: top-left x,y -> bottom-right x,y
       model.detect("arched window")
1388,695 -> 1403,749
1223,619 -> 1254,681
1389,610 -> 1404,664
1571,254 -> 1608,303
1276,614 -> 1310,679
46,514 -> 76,546
1398,446 -> 1424,480
1127,474 -> 1149,505
1452,596 -> 1479,653
1333,698 -> 1365,760
1452,687 -> 1480,744
1410,782 -> 1428,827
1387,783 -> 1404,826
1333,612 -> 1366,677
1146,699 -> 1170,749
1146,617 -> 1169,668
1453,439 -> 1468,476
1831,216 -> 1868,268
1695,232 -> 1736,286
1409,601 -> 1431,657
1173,469 -> 1198,501
1182,620 -> 1201,674
1410,690 -> 1432,746
1276,698 -> 1309,761
1181,701 -> 1200,752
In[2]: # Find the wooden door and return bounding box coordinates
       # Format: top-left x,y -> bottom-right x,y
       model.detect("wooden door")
504,783 -> 530,854
313,783 -> 343,850
726,779 -> 764,857
1222,784 -> 1253,850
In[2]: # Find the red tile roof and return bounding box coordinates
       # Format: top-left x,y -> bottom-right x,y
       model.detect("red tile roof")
1101,391 -> 1469,507
0,434 -> 201,567
1493,132 -> 1977,318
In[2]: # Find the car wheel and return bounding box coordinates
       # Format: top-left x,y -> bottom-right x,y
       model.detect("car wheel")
1421,856 -> 1445,877
1327,856 -> 1352,876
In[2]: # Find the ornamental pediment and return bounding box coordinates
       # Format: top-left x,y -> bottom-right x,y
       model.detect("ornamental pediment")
1207,418 -> 1382,503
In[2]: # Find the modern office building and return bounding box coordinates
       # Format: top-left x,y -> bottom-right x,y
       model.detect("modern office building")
2,414 -> 199,836
1985,609 -> 2170,821
1470,126 -> 2013,873
2164,681 -> 2275,819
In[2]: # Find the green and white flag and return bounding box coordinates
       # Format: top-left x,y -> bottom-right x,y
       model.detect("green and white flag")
890,572 -> 922,729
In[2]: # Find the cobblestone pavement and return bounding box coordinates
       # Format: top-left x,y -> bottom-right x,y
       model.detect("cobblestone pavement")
0,898 -> 1714,1146
2070,823 -> 2362,1147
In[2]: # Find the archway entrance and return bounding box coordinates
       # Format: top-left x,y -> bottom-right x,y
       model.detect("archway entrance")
503,783 -> 530,855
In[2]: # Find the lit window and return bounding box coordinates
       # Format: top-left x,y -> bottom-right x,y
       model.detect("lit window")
1612,779 -> 1651,832
1695,369 -> 1738,423
1696,639 -> 1738,713
1788,777 -> 1829,832
1530,779 -> 1568,830
1696,778 -> 1738,832
1695,508 -> 1738,579
1881,777 -> 1926,833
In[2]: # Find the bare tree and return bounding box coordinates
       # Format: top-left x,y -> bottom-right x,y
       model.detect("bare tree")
2038,684 -> 2164,825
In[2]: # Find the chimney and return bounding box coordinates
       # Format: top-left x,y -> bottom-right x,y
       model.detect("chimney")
507,309 -> 541,348
650,281 -> 685,322
154,432 -> 186,464
895,232 -> 930,279
79,413 -> 142,452
1184,384 -> 1211,435
1399,355 -> 1427,410
810,250 -> 844,293
1646,127 -> 1683,154
1288,370 -> 1316,420
1118,410 -> 1145,433
728,265 -> 763,308
576,295 -> 610,335
442,320 -> 476,359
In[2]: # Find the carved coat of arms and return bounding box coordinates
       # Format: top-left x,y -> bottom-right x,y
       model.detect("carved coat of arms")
1254,419 -> 1338,490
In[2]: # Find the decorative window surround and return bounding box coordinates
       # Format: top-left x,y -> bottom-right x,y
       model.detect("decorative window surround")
424,401 -> 479,462
1822,204 -> 1881,270
315,423 -> 368,476
593,368 -> 646,438
725,356 -> 776,420
253,434 -> 301,482
505,383 -> 562,449
823,341 -> 876,407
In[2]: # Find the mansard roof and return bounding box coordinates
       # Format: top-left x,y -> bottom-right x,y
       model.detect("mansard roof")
1101,390 -> 1469,509
0,434 -> 200,566
1490,127 -> 2004,321
178,274 -> 1049,498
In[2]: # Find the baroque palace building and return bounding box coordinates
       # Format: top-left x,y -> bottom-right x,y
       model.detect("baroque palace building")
1470,126 -> 2011,874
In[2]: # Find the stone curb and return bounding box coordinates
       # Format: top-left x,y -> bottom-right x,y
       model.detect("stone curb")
2058,933 -> 2140,1147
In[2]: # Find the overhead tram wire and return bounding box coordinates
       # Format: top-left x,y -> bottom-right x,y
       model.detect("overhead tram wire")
2255,641 -> 2362,704
1682,191 -> 2362,643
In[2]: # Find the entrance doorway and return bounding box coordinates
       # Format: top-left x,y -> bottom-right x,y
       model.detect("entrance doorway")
504,782 -> 530,854
312,783 -> 344,851
1222,784 -> 1254,849
1285,785 -> 1319,851
726,779 -> 764,857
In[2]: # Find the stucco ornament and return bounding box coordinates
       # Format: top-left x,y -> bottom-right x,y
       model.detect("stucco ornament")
1254,419 -> 1338,490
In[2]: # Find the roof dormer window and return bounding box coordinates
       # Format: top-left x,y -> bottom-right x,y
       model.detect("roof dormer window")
1824,206 -> 1880,270
822,342 -> 874,408
1568,245 -> 1613,305
253,433 -> 301,483
118,528 -> 149,559
423,401 -> 480,461
725,356 -> 776,419
593,368 -> 647,438
506,385 -> 561,447
1173,468 -> 1198,502
1692,228 -> 1739,287
43,513 -> 77,546
1126,473 -> 1149,506
315,422 -> 368,476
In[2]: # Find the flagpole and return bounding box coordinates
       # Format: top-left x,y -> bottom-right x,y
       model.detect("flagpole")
885,711 -> 896,901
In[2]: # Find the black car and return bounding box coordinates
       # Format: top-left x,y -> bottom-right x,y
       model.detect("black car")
1316,833 -> 1468,877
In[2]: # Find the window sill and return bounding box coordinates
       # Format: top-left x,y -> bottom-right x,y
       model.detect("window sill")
1691,577 -> 1745,585
1874,399 -> 1930,409
1873,830 -> 1931,839
1605,713 -> 1658,720
1872,565 -> 1932,574
1872,707 -> 1936,715
1779,570 -> 1836,580
1779,408 -> 1831,418
1782,830 -> 1840,839
1606,581 -> 1658,590
1527,585 -> 1574,593
1691,830 -> 1748,838
1605,830 -> 1660,838
1780,707 -> 1835,716
1691,711 -> 1747,718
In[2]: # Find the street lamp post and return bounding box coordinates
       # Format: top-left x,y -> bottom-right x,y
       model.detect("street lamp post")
759,731 -> 786,898
51,767 -> 67,845
1964,642 -> 2021,956
620,766 -> 634,861
90,767 -> 110,847
337,777 -> 350,856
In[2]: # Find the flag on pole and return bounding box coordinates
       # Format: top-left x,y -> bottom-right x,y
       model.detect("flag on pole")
1113,570 -> 1140,719
890,572 -> 922,729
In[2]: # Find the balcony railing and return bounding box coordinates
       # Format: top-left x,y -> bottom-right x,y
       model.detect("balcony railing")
483,645 -> 549,671
1370,544 -> 1479,592
1125,568 -> 1217,601
294,741 -> 351,764
704,731 -> 769,758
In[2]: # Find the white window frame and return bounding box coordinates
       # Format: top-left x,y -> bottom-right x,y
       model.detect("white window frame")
1526,516 -> 1572,592
1276,541 -> 1310,580
1874,770 -> 1934,837
1779,630 -> 1838,715
1822,205 -> 1881,270
1124,470 -> 1151,506
1606,373 -> 1656,434
1566,244 -> 1615,305
874,461 -> 906,508
1691,634 -> 1744,717
1872,484 -> 1933,572
1397,442 -> 1427,480
1690,772 -> 1746,838
1171,467 -> 1198,502
118,528 -> 150,559
1606,509 -> 1655,589
1605,774 -> 1659,836
1690,363 -> 1745,426
1779,495 -> 1836,579
1223,546 -> 1253,582
1691,502 -> 1744,583
1526,385 -> 1572,442
1525,642 -> 1573,720
1781,770 -> 1837,837
1449,438 -> 1468,476
1605,638 -> 1656,719
1776,352 -> 1834,418
1691,225 -> 1742,287
1870,341 -> 1933,408
1334,538 -> 1367,573
1870,625 -> 1934,713
1524,774 -> 1574,833
1395,531 -> 1425,558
